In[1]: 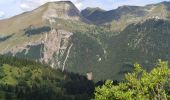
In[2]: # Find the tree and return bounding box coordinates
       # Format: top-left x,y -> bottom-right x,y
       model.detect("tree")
95,60 -> 170,100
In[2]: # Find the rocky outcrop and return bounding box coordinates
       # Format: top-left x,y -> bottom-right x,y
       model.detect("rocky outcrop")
2,29 -> 73,69
42,1 -> 82,21
42,29 -> 73,68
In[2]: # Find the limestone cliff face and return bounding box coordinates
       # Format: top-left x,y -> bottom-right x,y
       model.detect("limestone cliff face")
42,1 -> 82,21
1,29 -> 73,69
42,29 -> 73,68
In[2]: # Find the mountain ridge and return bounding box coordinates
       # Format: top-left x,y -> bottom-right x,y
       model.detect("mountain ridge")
81,1 -> 170,31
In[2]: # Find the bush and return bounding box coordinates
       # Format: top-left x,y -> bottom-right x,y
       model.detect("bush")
95,60 -> 170,100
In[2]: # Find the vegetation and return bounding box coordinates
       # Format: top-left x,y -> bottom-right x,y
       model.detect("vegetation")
0,34 -> 14,42
62,19 -> 170,81
1,1 -> 170,100
95,60 -> 170,100
0,55 -> 95,100
24,26 -> 51,36
4,19 -> 170,82
66,32 -> 105,75
103,19 -> 170,80
1,56 -> 170,100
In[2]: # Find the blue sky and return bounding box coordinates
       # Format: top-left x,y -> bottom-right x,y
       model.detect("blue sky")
0,0 -> 170,19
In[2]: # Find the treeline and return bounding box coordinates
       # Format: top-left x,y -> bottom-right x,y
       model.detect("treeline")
0,54 -> 47,68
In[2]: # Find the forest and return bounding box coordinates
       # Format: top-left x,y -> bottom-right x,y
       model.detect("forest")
0,55 -> 95,100
0,55 -> 170,100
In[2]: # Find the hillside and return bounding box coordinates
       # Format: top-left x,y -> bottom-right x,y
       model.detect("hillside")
55,19 -> 168,80
81,7 -> 106,24
0,1 -> 170,81
106,19 -> 170,80
81,1 -> 170,31
0,55 -> 94,100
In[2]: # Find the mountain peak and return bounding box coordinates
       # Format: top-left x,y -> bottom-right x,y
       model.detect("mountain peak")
55,1 -> 72,3
0,1 -> 86,34
41,1 -> 81,21
45,1 -> 74,6
81,7 -> 105,18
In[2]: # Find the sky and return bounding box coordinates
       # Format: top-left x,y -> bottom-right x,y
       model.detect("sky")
0,0 -> 170,19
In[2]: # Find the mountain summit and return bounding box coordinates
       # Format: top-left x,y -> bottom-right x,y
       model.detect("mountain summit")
41,1 -> 82,21
0,1 -> 85,34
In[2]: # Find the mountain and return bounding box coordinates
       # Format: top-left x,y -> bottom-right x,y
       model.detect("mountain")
105,19 -> 170,80
62,18 -> 170,81
0,1 -> 94,70
81,7 -> 106,24
0,1 -> 170,81
81,1 -> 170,31
81,6 -> 143,24
0,1 -> 88,34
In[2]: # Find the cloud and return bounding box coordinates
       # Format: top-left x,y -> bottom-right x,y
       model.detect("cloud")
0,11 -> 5,18
74,0 -> 83,9
20,3 -> 31,10
75,3 -> 82,9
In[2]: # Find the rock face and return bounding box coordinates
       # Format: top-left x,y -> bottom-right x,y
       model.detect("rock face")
2,29 -> 73,69
42,29 -> 73,68
42,1 -> 82,21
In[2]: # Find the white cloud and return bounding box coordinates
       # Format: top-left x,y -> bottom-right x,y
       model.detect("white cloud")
20,3 -> 31,10
75,3 -> 82,9
75,1 -> 83,9
0,11 -> 5,18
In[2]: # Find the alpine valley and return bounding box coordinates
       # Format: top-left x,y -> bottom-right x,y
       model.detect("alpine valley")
0,1 -> 170,82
